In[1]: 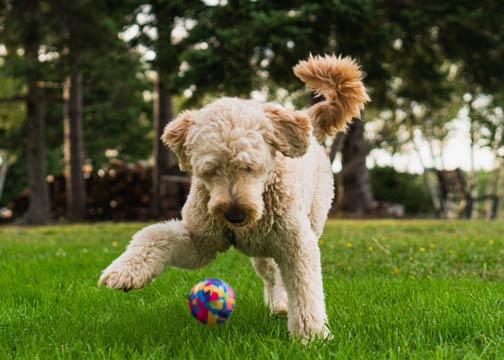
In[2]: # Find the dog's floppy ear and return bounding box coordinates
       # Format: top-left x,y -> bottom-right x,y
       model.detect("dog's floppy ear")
161,110 -> 196,171
263,105 -> 312,158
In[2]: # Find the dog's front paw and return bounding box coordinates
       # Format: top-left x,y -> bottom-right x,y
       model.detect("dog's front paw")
289,317 -> 333,343
98,262 -> 151,291
295,326 -> 333,344
319,325 -> 333,341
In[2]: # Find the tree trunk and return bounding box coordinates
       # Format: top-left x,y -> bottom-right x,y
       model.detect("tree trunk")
0,153 -> 9,202
151,4 -> 185,218
151,78 -> 178,218
63,72 -> 86,221
22,17 -> 51,225
468,106 -> 478,195
24,80 -> 51,224
339,119 -> 374,214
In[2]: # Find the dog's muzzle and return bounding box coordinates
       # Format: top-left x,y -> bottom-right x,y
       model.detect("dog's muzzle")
224,206 -> 247,225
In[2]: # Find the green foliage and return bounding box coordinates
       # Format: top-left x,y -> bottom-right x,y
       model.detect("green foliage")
470,95 -> 504,157
0,73 -> 25,154
175,1 -> 504,190
0,0 -> 152,199
176,0 -> 398,107
1,221 -> 504,358
81,49 -> 153,167
0,71 -> 26,207
175,1 -> 504,109
1,158 -> 26,207
370,166 -> 433,215
435,0 -> 504,93
475,171 -> 503,219
47,0 -> 154,168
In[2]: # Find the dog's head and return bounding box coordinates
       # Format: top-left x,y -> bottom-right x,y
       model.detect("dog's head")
162,97 -> 311,228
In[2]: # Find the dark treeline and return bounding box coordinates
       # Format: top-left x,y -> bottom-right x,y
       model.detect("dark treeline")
0,1 -> 502,224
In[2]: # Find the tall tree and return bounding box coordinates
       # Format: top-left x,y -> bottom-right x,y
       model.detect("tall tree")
339,119 -> 374,213
1,0 -> 151,220
151,1 -> 181,218
63,72 -> 85,220
3,0 -> 52,224
131,1 -> 202,217
51,0 -> 145,221
52,1 -> 102,221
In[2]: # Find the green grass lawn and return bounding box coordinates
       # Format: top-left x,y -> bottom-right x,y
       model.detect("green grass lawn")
1,220 -> 504,359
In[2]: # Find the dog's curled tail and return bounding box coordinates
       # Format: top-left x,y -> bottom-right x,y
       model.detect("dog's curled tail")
293,54 -> 369,142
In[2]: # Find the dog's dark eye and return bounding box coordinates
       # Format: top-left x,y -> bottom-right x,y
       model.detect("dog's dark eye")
241,166 -> 254,173
200,165 -> 218,178
202,169 -> 217,177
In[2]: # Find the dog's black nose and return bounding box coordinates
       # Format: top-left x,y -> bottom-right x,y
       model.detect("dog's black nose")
225,207 -> 247,224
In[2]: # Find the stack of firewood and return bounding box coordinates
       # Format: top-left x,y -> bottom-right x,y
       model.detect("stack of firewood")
5,159 -> 190,222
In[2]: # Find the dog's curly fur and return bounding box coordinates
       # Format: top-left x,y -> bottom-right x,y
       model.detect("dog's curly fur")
99,54 -> 368,341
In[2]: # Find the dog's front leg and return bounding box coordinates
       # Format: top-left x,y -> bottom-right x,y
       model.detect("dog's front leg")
276,227 -> 331,341
98,220 -> 216,291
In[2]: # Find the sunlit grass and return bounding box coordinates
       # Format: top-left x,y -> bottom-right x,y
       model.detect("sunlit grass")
1,220 -> 504,359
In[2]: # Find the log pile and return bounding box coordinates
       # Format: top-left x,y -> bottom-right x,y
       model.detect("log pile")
3,159 -> 190,223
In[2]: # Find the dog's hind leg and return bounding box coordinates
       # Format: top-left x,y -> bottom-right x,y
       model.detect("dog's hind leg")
251,257 -> 288,315
99,220 -> 220,291
309,149 -> 334,238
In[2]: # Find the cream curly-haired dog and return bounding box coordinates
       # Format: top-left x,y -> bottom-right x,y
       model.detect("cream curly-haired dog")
99,54 -> 368,340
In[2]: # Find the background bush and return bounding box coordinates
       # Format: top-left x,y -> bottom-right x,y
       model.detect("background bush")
370,166 -> 434,215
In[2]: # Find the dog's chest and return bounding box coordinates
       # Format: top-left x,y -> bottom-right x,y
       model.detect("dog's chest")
226,216 -> 287,257
225,227 -> 265,257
